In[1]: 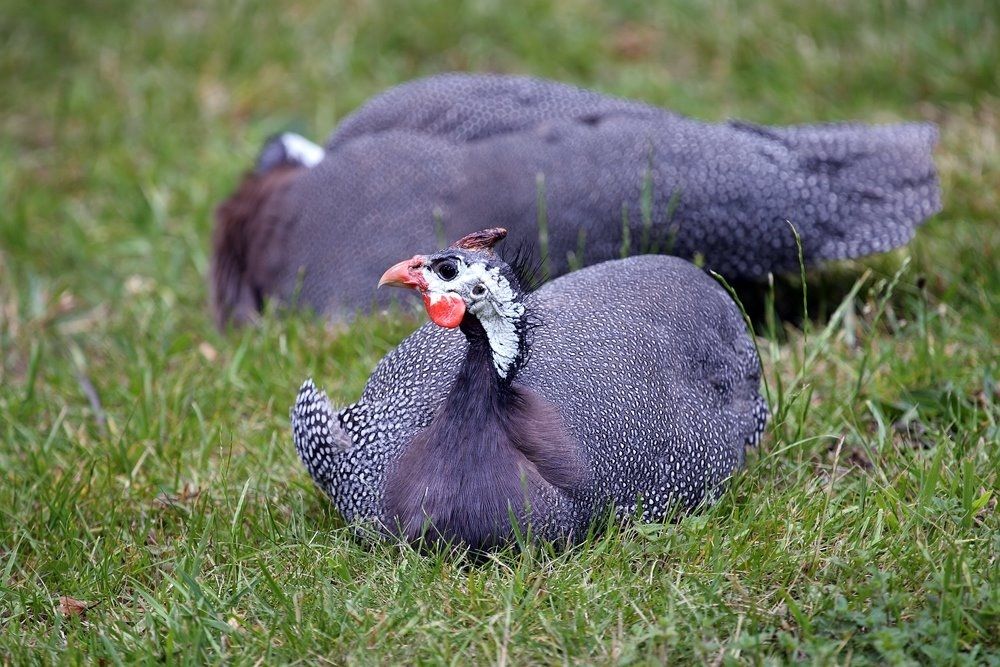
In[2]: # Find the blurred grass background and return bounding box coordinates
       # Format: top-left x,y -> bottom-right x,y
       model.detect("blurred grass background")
1,0 -> 998,663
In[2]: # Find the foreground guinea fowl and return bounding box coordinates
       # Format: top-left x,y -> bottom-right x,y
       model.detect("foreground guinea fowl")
291,228 -> 767,549
213,73 -> 940,326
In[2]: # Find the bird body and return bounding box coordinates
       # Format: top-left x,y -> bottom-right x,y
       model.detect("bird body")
214,73 -> 940,326
292,229 -> 766,549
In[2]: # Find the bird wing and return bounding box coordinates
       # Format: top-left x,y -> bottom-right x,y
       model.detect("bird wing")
519,255 -> 766,512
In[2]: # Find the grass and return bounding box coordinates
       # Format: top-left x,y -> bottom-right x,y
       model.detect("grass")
1,0 -> 998,663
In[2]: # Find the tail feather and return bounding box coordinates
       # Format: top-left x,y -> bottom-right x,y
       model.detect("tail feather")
290,379 -> 352,488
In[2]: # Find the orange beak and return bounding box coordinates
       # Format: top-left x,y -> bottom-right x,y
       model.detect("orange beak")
377,255 -> 429,290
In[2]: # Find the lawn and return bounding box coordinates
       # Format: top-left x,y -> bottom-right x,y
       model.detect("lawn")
1,0 -> 998,663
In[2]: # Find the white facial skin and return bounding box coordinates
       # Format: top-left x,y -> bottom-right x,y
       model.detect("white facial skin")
422,257 -> 525,379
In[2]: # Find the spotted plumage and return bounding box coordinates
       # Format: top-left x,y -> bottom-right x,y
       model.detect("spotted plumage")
215,73 -> 940,326
291,234 -> 767,548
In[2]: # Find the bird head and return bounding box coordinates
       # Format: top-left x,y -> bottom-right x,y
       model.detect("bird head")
378,228 -> 525,328
378,228 -> 528,378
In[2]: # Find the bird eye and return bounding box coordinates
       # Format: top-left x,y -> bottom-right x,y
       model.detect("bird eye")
435,260 -> 459,281
471,284 -> 487,298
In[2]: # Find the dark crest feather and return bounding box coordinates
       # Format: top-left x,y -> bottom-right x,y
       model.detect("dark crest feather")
499,241 -> 546,294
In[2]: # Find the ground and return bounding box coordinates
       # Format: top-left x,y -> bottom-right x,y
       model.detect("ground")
1,0 -> 998,663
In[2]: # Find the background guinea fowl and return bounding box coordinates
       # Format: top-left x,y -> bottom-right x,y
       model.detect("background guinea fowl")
213,73 -> 941,327
291,229 -> 767,550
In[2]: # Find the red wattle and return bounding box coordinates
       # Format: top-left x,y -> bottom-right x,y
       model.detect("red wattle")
422,293 -> 466,328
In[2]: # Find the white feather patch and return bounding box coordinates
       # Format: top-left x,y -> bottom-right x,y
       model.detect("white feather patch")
421,260 -> 525,378
464,264 -> 525,378
279,133 -> 325,168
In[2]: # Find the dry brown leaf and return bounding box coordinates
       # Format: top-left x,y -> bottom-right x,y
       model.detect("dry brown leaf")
199,342 -> 219,362
58,596 -> 96,617
125,274 -> 155,295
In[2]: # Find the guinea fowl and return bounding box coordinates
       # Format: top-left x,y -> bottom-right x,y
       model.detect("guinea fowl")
291,228 -> 767,549
213,73 -> 940,326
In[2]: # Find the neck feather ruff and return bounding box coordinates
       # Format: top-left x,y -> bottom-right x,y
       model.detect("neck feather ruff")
383,315 -> 582,550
